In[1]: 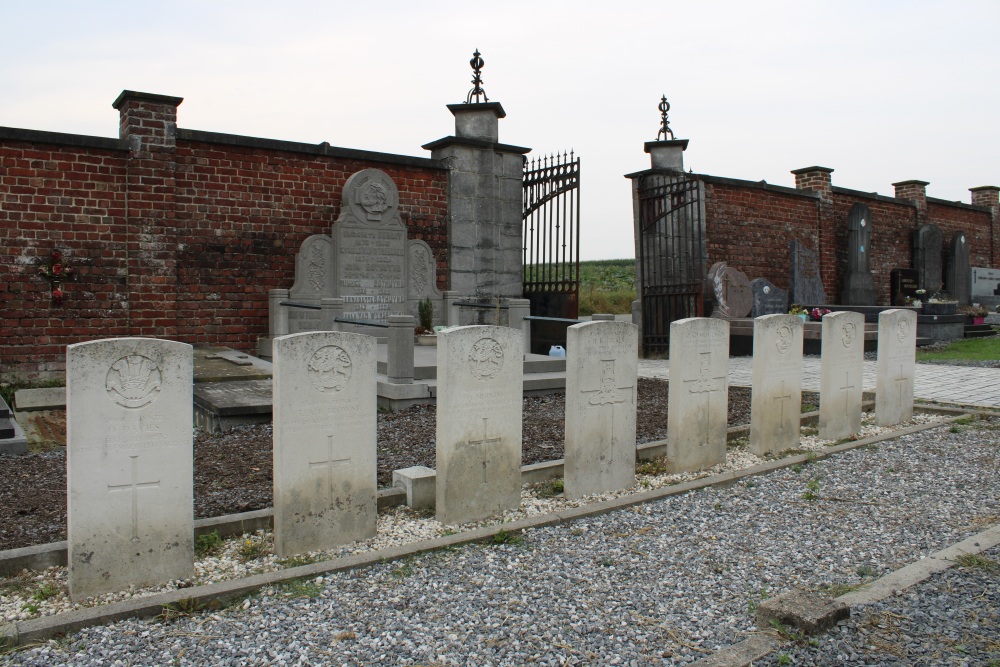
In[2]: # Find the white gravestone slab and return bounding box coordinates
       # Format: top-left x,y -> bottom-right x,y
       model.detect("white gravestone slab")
564,321 -> 639,499
819,311 -> 864,440
666,318 -> 730,473
875,309 -> 917,426
67,338 -> 193,600
436,326 -> 523,524
272,332 -> 377,557
749,314 -> 803,456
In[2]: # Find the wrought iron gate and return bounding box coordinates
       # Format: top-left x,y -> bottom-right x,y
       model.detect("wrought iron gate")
522,152 -> 581,319
637,172 -> 706,354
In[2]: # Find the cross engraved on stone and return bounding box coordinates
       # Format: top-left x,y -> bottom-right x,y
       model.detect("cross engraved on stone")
582,360 -> 635,465
107,455 -> 160,543
310,435 -> 351,509
462,418 -> 502,491
773,379 -> 792,431
894,364 -> 909,412
683,353 -> 726,449
840,371 -> 855,414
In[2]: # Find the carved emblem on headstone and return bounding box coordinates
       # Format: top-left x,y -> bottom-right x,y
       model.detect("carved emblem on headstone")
841,322 -> 857,348
308,345 -> 352,391
411,245 -> 431,296
307,243 -> 325,292
468,338 -> 504,380
106,355 -> 162,409
588,360 -> 627,405
896,319 -> 910,343
775,324 -> 793,355
358,181 -> 389,220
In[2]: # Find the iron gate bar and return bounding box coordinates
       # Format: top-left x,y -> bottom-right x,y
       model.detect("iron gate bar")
522,152 -> 581,300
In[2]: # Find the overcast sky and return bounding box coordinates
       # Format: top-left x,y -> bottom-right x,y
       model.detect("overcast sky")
3,1 -> 998,260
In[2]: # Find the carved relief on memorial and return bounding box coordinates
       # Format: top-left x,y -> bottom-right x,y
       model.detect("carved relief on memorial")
411,244 -> 431,296
896,319 -> 910,343
308,345 -> 353,392
307,243 -> 326,292
345,169 -> 400,226
587,360 -> 629,406
468,338 -> 504,380
841,321 -> 857,348
775,324 -> 793,355
106,355 -> 162,409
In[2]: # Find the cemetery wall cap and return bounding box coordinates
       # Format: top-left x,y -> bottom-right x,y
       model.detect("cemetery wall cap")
790,166 -> 834,175
969,185 -> 1000,192
113,90 -> 184,110
891,179 -> 930,187
643,139 -> 689,152
446,102 -> 506,118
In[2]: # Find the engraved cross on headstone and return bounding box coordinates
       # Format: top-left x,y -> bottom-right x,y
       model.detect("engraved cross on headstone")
107,455 -> 160,543
773,379 -> 792,430
683,352 -> 726,449
894,364 -> 909,412
462,417 -> 502,491
840,371 -> 855,414
582,359 -> 635,465
310,435 -> 351,509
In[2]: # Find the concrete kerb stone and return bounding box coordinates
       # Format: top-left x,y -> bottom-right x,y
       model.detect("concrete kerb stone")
0,411 -> 973,647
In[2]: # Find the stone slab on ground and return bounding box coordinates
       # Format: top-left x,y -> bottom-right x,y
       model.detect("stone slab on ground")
193,380 -> 273,433
13,387 -> 66,411
0,395 -> 27,454
193,347 -> 272,383
756,590 -> 850,636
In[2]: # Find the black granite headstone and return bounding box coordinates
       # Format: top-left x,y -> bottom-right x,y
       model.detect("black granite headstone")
841,203 -> 876,305
913,224 -> 943,293
750,278 -> 789,317
890,268 -> 920,306
789,239 -> 827,305
945,231 -> 971,305
0,396 -> 13,440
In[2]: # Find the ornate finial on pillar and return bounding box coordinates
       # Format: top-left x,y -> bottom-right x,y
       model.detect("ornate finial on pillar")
465,49 -> 489,104
656,95 -> 674,141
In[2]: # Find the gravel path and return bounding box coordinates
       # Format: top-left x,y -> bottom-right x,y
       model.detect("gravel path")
4,418 -> 998,666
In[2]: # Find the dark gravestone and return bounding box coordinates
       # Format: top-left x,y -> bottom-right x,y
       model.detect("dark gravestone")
913,224 -> 943,293
707,261 -> 753,318
0,396 -> 14,440
790,239 -> 827,305
945,231 -> 971,305
750,278 -> 789,317
841,203 -> 876,305
890,268 -> 920,306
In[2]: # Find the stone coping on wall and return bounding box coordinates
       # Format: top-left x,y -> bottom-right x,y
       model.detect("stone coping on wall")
0,126 -> 128,151
420,135 -> 531,154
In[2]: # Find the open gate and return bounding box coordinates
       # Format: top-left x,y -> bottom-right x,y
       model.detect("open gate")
522,152 -> 580,321
637,171 -> 707,355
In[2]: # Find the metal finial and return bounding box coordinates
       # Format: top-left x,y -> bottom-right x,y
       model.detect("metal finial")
656,95 -> 675,141
466,49 -> 489,104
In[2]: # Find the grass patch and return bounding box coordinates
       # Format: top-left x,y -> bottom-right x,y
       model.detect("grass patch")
916,336 -> 1000,362
802,476 -> 822,501
532,478 -> 564,498
491,529 -> 524,546
195,530 -> 224,559
237,535 -> 268,563
955,553 -> 1000,573
276,577 -> 324,598
636,456 -> 670,475
276,554 -> 320,568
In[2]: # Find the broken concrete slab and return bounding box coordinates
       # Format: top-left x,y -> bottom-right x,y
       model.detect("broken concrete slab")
756,589 -> 849,636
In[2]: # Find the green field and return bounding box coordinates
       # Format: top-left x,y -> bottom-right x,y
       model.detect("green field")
578,259 -> 636,315
916,335 -> 1000,362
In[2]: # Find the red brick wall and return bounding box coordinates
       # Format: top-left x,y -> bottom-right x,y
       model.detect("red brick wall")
1,98 -> 448,380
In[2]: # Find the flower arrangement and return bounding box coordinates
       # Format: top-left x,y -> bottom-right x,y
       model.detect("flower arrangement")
809,307 -> 832,321
788,304 -> 808,316
959,304 -> 989,318
415,297 -> 435,335
38,250 -> 75,305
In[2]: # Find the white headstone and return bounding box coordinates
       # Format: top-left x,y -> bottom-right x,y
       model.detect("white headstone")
749,314 -> 803,456
876,309 -> 917,426
819,311 -> 864,440
67,338 -> 193,600
666,318 -> 730,473
272,331 -> 377,557
564,321 -> 639,499
436,325 -> 523,524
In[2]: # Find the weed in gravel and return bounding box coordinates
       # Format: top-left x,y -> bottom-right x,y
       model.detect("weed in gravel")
791,464 -> 803,473
747,586 -> 770,615
277,554 -> 320,568
636,457 -> 669,475
533,478 -> 564,498
955,553 -> 1000,573
336,631 -> 357,641
776,653 -> 792,665
802,476 -> 822,501
195,530 -> 224,558
391,560 -> 415,579
820,580 -> 861,597
800,426 -> 819,436
158,596 -> 219,621
277,577 -> 324,598
237,535 -> 268,563
492,529 -> 524,547
856,564 -> 876,578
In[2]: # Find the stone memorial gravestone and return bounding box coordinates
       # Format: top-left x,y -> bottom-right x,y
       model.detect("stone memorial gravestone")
945,231 -> 971,305
875,309 -> 917,426
272,331 -> 377,558
436,325 -> 523,525
913,224 -> 943,293
749,314 -> 803,456
841,203 -> 876,305
707,261 -> 753,318
971,267 -> 1000,309
564,320 -> 639,499
819,311 -> 864,440
666,318 -> 729,473
67,338 -> 194,600
890,268 -> 920,306
789,239 -> 827,305
749,278 -> 789,317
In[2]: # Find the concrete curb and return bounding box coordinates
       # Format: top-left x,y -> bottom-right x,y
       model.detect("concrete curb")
0,412 -> 976,648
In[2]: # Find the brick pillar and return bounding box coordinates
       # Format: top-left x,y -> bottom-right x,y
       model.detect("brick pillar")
791,167 -> 836,301
892,180 -> 929,216
423,102 -> 530,298
970,186 -> 1000,267
113,90 -> 182,338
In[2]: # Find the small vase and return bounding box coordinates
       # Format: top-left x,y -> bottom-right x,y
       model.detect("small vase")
797,313 -> 807,323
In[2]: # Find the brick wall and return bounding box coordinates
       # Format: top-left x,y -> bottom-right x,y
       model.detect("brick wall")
1,91 -> 448,380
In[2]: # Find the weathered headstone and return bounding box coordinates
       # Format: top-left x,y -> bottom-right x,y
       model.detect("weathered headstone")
819,311 -> 864,440
666,318 -> 729,472
67,338 -> 193,600
890,268 -> 920,306
875,309 -> 917,426
749,314 -> 803,455
971,267 -> 1000,309
707,261 -> 753,318
272,331 -> 377,557
841,203 -> 876,305
750,278 -> 789,317
564,320 -> 638,499
436,325 -> 523,524
789,239 -> 827,305
913,224 -> 943,293
945,231 -> 971,305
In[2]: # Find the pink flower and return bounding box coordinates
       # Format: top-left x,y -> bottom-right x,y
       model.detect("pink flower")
52,263 -> 63,276
51,288 -> 64,300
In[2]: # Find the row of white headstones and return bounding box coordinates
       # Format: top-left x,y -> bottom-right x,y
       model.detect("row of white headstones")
64,309 -> 916,600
